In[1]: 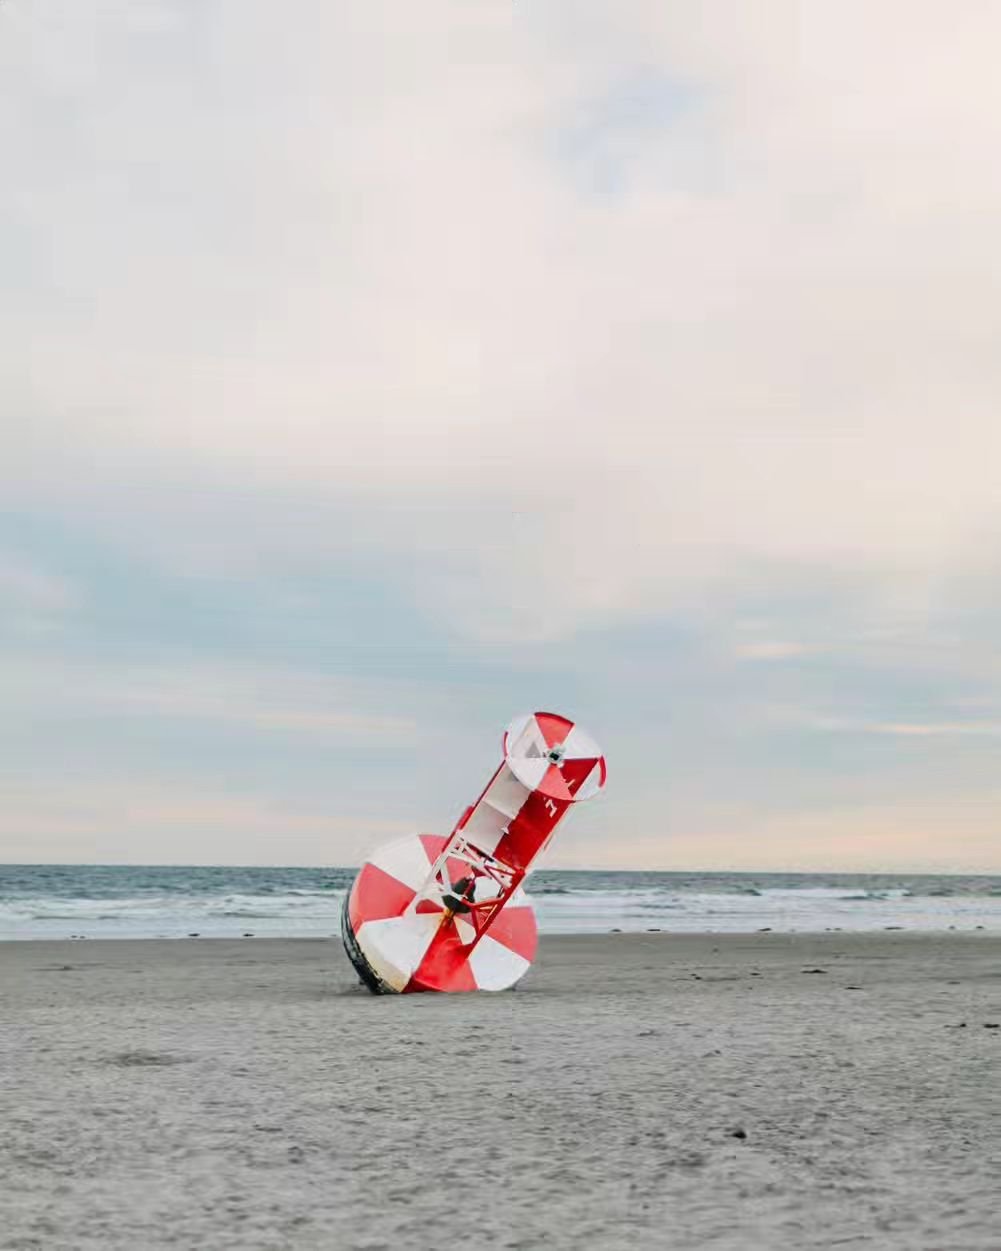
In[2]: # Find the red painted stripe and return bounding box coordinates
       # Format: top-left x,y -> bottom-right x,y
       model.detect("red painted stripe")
410,926 -> 478,992
483,904 -> 538,962
348,863 -> 416,931
492,786 -> 569,870
418,833 -> 447,860
540,762 -> 573,801
535,712 -> 571,749
560,756 -> 600,797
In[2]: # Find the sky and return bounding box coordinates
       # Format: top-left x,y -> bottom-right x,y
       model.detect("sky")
2,1 -> 1001,872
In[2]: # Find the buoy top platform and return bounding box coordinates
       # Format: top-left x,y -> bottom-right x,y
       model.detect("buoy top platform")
342,712 -> 606,993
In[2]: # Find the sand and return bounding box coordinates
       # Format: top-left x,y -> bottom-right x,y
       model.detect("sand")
2,932 -> 999,1250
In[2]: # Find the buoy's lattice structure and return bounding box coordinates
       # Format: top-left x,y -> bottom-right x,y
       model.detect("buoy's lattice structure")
342,712 -> 606,993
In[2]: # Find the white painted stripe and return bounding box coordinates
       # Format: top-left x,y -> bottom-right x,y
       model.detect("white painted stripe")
461,803 -> 507,854
503,712 -> 533,752
468,935 -> 532,992
462,766 -> 536,853
507,713 -> 548,761
506,754 -> 549,792
357,914 -> 440,990
560,723 -> 600,761
368,834 -> 434,892
480,766 -> 531,818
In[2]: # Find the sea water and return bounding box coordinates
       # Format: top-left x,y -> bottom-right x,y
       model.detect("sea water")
1,864 -> 999,940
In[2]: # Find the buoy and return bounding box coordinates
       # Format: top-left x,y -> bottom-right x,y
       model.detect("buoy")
342,712 -> 606,993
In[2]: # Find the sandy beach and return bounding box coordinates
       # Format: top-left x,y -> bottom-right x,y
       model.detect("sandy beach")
2,932 -> 999,1250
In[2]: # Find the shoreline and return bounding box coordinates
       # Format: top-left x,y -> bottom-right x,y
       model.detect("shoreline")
1,923 -> 997,944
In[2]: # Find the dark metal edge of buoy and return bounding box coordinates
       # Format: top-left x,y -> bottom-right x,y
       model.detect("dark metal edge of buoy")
340,890 -> 398,996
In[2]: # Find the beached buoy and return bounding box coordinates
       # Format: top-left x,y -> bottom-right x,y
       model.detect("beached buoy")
342,712 -> 606,993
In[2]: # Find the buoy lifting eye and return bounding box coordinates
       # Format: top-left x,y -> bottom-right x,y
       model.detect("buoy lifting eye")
547,744 -> 566,765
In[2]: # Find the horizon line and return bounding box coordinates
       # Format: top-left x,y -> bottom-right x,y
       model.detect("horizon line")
1,861 -> 998,876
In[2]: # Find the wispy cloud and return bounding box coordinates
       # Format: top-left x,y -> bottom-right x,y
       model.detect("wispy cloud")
4,1 -> 1001,643
0,779 -> 411,865
825,719 -> 1001,739
613,795 -> 1001,874
733,640 -> 816,662
3,658 -> 419,739
0,552 -> 75,622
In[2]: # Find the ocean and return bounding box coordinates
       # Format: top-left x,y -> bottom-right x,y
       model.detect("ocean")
1,864 -> 999,940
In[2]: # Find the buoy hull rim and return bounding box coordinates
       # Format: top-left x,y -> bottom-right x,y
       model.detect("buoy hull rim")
341,892 -> 398,995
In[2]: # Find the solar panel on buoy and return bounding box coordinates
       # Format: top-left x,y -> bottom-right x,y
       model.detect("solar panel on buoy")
342,712 -> 607,993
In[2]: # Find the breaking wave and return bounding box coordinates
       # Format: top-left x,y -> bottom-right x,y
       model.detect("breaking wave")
2,865 -> 999,939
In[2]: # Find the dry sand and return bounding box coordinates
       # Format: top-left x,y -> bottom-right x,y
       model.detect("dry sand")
2,932 -> 999,1250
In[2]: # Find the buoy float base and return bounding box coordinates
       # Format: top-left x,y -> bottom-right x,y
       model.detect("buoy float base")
342,833 -> 538,994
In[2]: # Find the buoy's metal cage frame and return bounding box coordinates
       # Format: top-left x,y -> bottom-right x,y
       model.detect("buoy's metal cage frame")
404,829 -> 527,950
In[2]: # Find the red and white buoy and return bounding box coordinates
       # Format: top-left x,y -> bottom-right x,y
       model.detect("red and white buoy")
342,712 -> 607,993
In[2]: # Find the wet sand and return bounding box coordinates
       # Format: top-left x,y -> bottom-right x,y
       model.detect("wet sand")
2,933 -> 999,1249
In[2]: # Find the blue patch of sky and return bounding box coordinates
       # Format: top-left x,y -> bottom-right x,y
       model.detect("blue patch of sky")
0,506 -> 452,675
7,497 -> 1001,828
548,68 -> 697,196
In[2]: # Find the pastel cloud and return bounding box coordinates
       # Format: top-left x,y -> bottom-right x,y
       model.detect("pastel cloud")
4,1 -> 1001,636
0,551 -> 77,633
2,1 -> 1000,868
0,778 -> 411,866
4,657 -> 419,739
